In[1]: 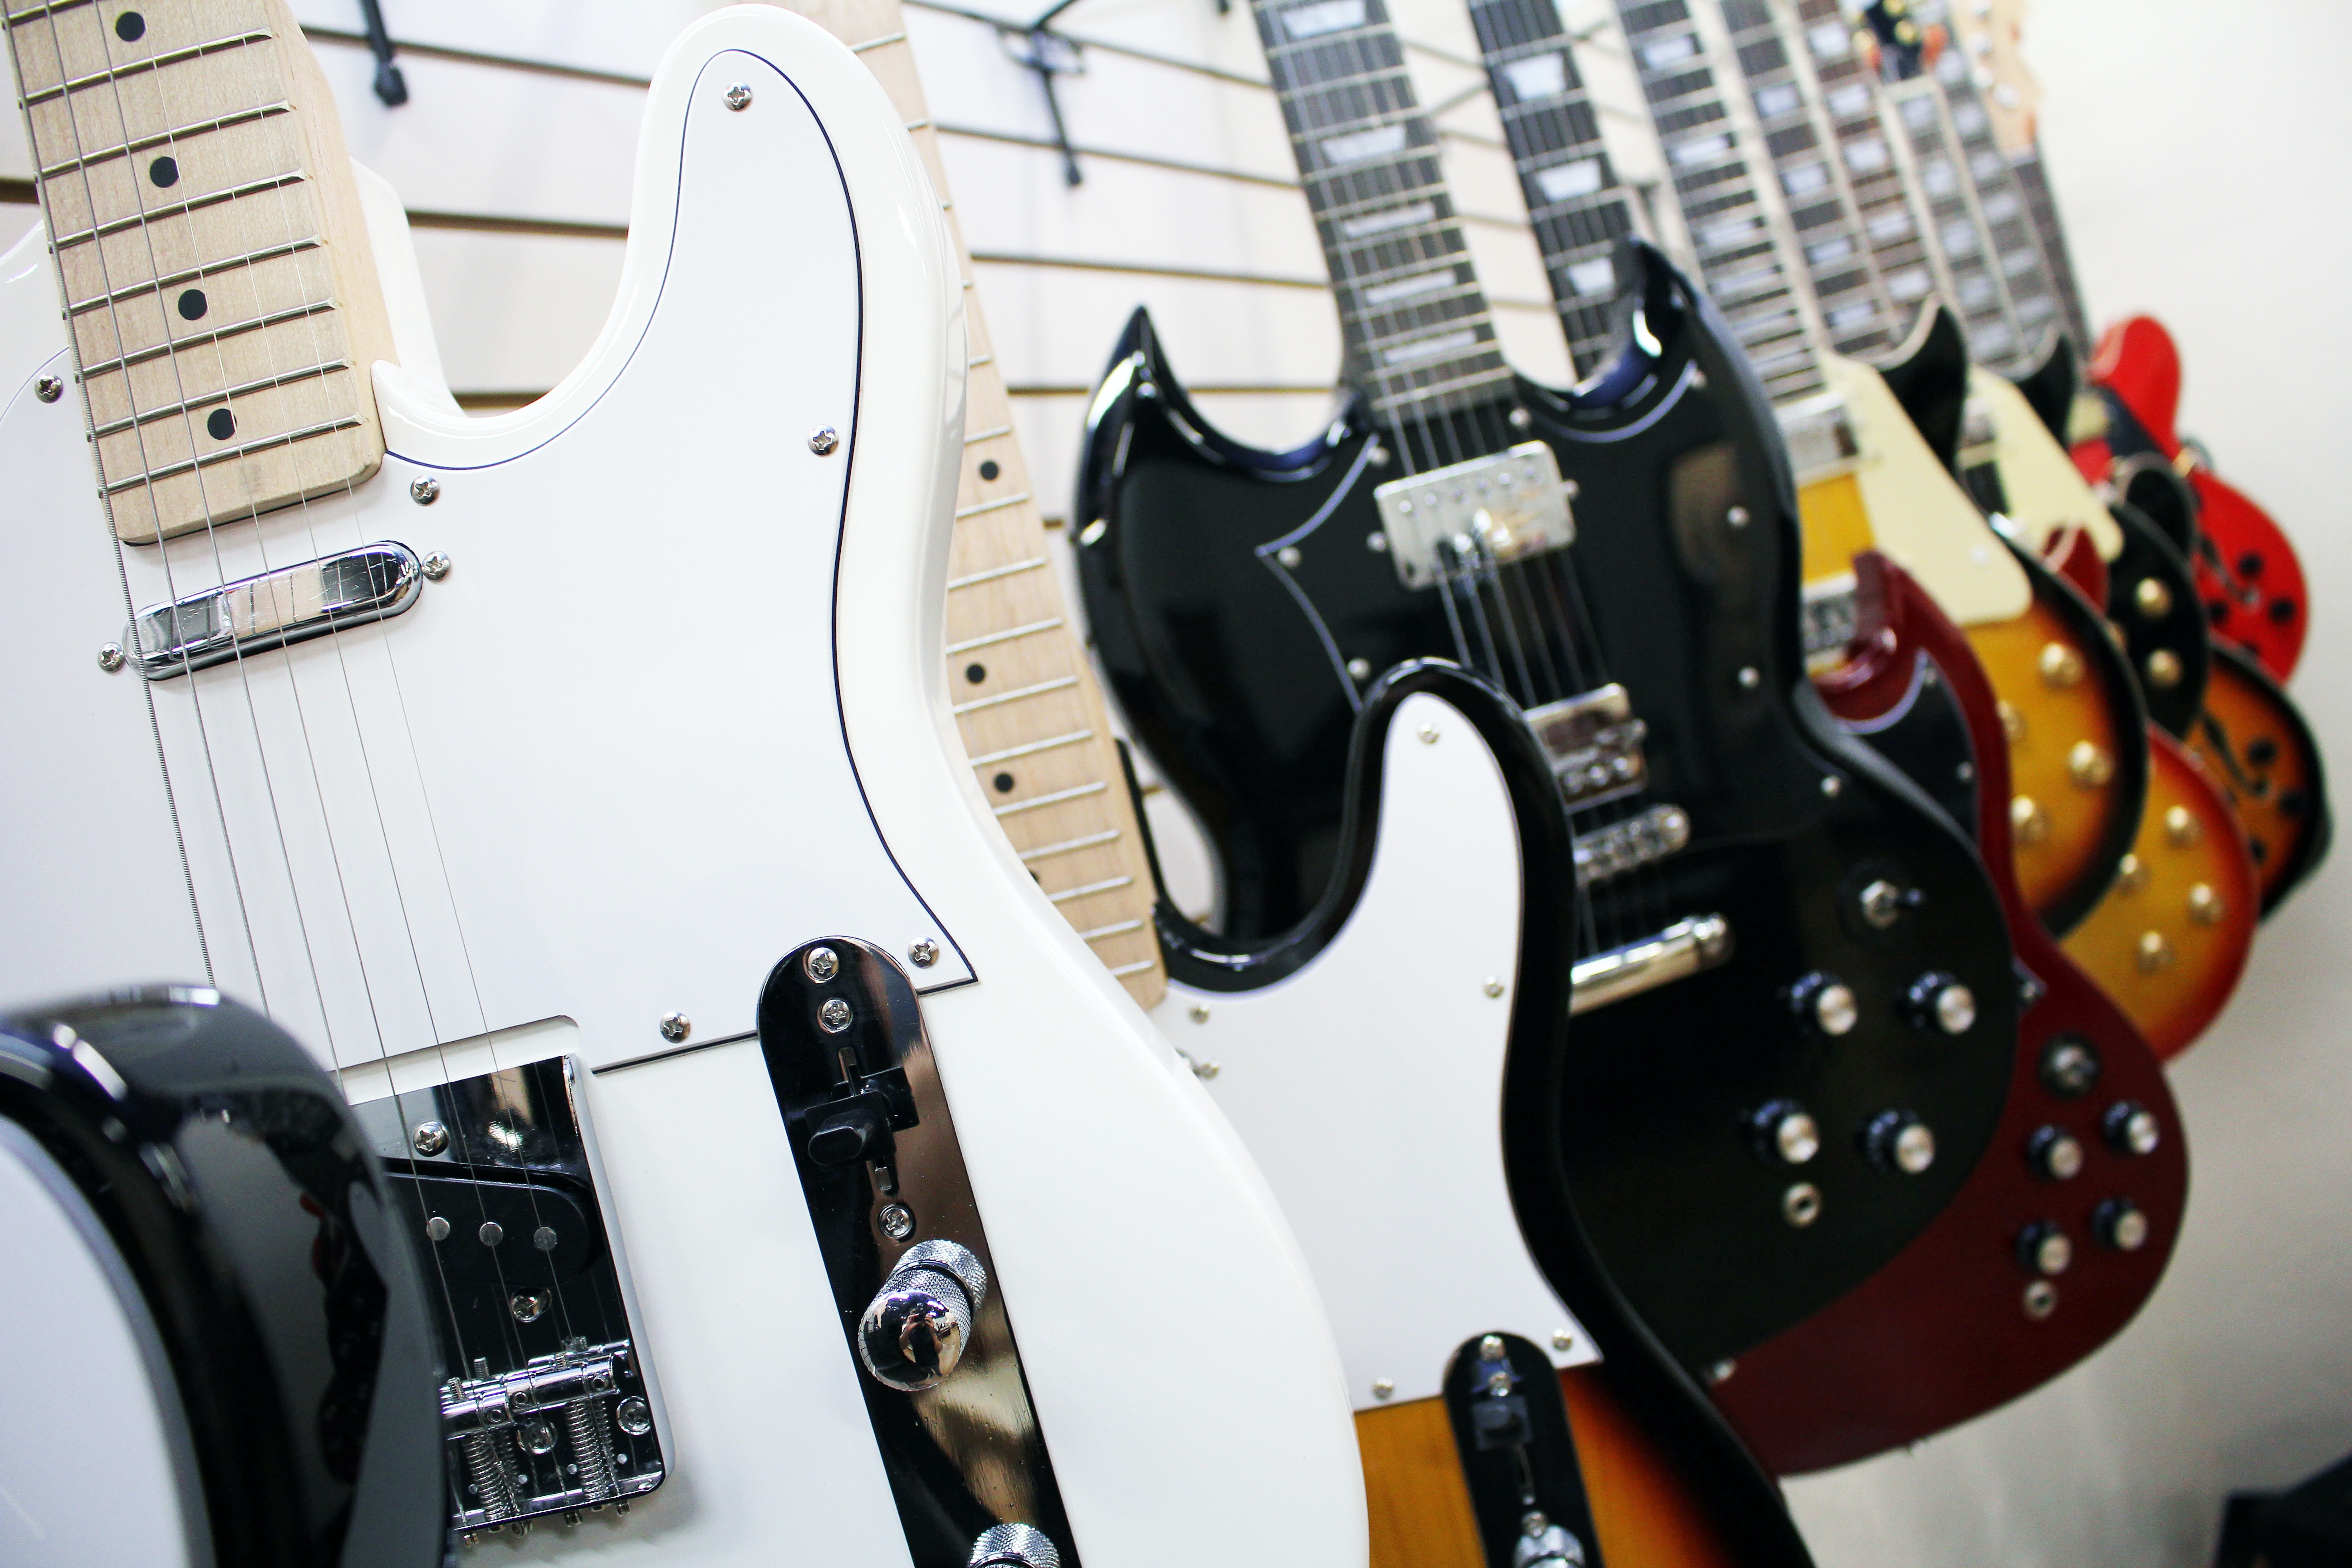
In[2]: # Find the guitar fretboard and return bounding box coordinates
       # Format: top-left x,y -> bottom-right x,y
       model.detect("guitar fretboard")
1788,0 -> 1941,330
1882,69 -> 2021,363
6,0 -> 395,543
2006,143 -> 2090,352
1919,29 -> 2063,364
1462,0 -> 1637,377
1250,0 -> 1514,422
1611,0 -> 1826,402
783,0 -> 1166,1006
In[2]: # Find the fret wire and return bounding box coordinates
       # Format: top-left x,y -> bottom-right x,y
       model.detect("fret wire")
35,100 -> 292,179
69,235 -> 321,314
48,168 -> 309,250
74,298 -> 336,381
88,355 -> 348,437
98,414 -> 363,494
17,27 -> 272,105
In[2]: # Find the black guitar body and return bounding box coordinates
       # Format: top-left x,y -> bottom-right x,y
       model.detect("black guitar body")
1078,241 -> 2019,1370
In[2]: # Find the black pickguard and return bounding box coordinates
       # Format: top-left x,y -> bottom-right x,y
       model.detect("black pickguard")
1078,241 -> 2020,1370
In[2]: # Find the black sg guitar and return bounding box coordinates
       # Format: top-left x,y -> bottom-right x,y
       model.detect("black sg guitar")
1073,0 -> 2020,1375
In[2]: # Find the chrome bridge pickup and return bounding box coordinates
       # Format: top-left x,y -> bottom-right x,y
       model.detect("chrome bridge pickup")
1374,441 -> 1575,590
128,541 -> 423,678
1573,804 -> 1692,887
351,1056 -> 664,1540
1525,684 -> 1649,809
1779,392 -> 1861,486
1569,915 -> 1733,1015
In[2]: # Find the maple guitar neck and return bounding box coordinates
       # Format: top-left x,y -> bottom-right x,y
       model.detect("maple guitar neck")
778,0 -> 1166,1008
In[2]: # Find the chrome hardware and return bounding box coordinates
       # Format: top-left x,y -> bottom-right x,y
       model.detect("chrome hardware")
970,1524 -> 1063,1568
2189,883 -> 2225,925
412,1119 -> 450,1155
909,938 -> 941,968
1782,1182 -> 1823,1226
2134,577 -> 2173,619
1552,1329 -> 1574,1352
1485,978 -> 1506,998
658,1012 -> 691,1043
1526,684 -> 1649,809
410,475 -> 441,505
1277,545 -> 1303,568
1375,441 -> 1575,589
2040,1036 -> 2101,1096
1508,406 -> 1533,430
1187,1002 -> 1210,1023
724,82 -> 753,110
34,373 -> 63,402
426,1215 -> 451,1241
2038,641 -> 2085,688
819,998 -> 853,1032
1778,392 -> 1861,483
2104,1101 -> 2161,1155
128,542 -> 423,678
1736,666 -> 1761,689
1568,915 -> 1733,1015
511,1291 -> 549,1323
2096,1199 -> 2150,1252
805,946 -> 840,983
1420,724 -> 1441,744
1906,972 -> 1976,1034
96,641 -> 125,671
1518,1516 -> 1589,1568
479,1220 -> 504,1245
1480,1334 -> 1508,1361
438,1341 -> 653,1528
1789,972 -> 1859,1036
2029,1125 -> 2085,1179
1706,1360 -> 1736,1384
615,1397 -> 653,1436
1572,804 -> 1690,885
2018,1222 -> 2073,1276
1348,656 -> 1374,680
1726,505 -> 1750,528
421,550 -> 452,580
1801,578 -> 1859,660
1750,1100 -> 1821,1165
1821,775 -> 1843,797
879,1202 -> 916,1240
859,1241 -> 990,1392
1864,1110 -> 1937,1175
1857,878 -> 1909,930
2069,740 -> 2114,788
2024,1279 -> 2058,1320
1372,1378 -> 1396,1399
2146,648 -> 2184,688
808,425 -> 838,454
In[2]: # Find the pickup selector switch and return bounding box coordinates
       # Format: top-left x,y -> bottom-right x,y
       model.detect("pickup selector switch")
858,1240 -> 990,1392
1788,972 -> 1858,1037
1905,972 -> 1976,1035
1862,1110 -> 1936,1175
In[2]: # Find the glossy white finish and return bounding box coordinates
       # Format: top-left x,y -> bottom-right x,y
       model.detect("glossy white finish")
0,9 -> 1366,1565
1158,691 -> 1594,1412
1823,346 -> 2032,626
0,1121 -> 200,1568
1969,366 -> 2122,560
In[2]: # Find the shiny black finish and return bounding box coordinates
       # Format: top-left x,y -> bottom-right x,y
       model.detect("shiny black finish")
1837,656 -> 1980,846
0,987 -> 443,1568
1078,241 -> 2019,1368
1442,1333 -> 1606,1568
1877,305 -> 1971,471
2011,333 -> 2081,445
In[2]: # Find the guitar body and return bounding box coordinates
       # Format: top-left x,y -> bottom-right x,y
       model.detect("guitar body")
1078,246 -> 2021,1374
2078,316 -> 2308,678
2190,642 -> 2332,916
0,11 -> 1364,1563
1720,558 -> 2185,1474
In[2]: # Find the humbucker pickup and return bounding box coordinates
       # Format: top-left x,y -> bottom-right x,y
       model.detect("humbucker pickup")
1525,684 -> 1648,809
1803,576 -> 1861,665
1374,442 -> 1576,590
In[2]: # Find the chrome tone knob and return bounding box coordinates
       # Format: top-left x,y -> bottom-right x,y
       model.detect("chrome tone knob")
1905,972 -> 1976,1035
2104,1101 -> 2161,1156
2017,1221 -> 2073,1277
2039,1036 -> 2101,1098
2028,1125 -> 2084,1180
970,1524 -> 1061,1568
858,1240 -> 989,1392
1788,972 -> 1858,1037
1863,1110 -> 1936,1175
1749,1099 -> 1821,1165
2096,1198 -> 2151,1252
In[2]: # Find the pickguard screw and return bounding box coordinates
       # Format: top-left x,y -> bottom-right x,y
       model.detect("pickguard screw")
1419,724 -> 1440,744
1707,1359 -> 1736,1384
1820,775 -> 1842,797
724,83 -> 753,110
97,642 -> 126,671
808,426 -> 839,455
1726,505 -> 1750,528
410,475 -> 440,505
1372,1379 -> 1395,1400
1188,1003 -> 1210,1024
659,1012 -> 691,1043
819,998 -> 853,1033
1347,657 -> 1372,680
805,946 -> 839,982
1737,666 -> 1761,689
34,374 -> 63,402
510,1290 -> 549,1323
877,1202 -> 915,1240
534,1225 -> 559,1251
421,550 -> 452,580
1484,978 -> 1505,998
1508,406 -> 1532,429
412,1119 -> 449,1155
1480,1334 -> 1507,1361
1276,545 -> 1303,568
909,938 -> 939,968
1552,1329 -> 1574,1352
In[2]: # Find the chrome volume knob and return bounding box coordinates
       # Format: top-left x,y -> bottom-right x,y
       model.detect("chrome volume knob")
970,1523 -> 1062,1568
858,1240 -> 989,1391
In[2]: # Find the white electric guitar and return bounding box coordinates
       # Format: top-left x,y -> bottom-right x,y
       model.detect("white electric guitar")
0,5 -> 1367,1565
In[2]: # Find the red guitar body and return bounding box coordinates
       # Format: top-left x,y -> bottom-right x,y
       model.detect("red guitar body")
2074,317 -> 2309,679
1715,554 -> 2188,1475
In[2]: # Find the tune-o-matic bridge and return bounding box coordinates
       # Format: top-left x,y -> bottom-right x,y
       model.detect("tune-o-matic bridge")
1573,803 -> 1693,887
1525,684 -> 1649,809
1373,442 -> 1576,590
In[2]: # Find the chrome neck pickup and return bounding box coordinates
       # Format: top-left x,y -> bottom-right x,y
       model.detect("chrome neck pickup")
1373,441 -> 1577,591
1526,684 -> 1648,810
1779,392 -> 1861,486
1574,804 -> 1692,887
129,541 -> 422,678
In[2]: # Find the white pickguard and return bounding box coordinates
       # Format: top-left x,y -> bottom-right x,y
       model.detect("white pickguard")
0,10 -> 1366,1565
1969,365 -> 2122,559
1157,692 -> 1596,1412
1822,348 -> 2031,627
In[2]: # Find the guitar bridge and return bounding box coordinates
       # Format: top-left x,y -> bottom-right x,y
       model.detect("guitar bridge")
349,1056 -> 666,1540
1525,684 -> 1649,809
1574,803 -> 1692,886
1373,441 -> 1576,590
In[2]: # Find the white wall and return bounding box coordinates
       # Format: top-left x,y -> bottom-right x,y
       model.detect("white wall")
1784,3 -> 2352,1564
5,1 -> 2343,1561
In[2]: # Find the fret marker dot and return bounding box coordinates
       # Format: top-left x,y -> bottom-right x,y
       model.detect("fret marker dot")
978,459 -> 1000,481
993,772 -> 1016,794
965,662 -> 987,684
176,289 -> 207,321
206,408 -> 235,441
115,11 -> 145,40
148,155 -> 178,188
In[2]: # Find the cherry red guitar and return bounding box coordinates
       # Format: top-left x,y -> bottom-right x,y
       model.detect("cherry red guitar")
2074,317 -> 2309,680
1714,554 -> 2188,1474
